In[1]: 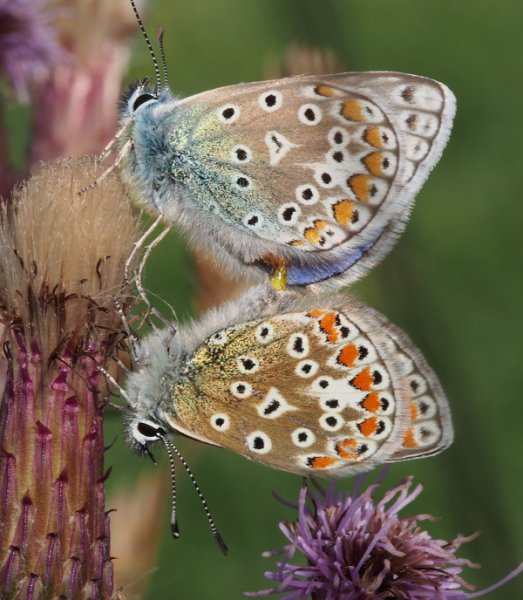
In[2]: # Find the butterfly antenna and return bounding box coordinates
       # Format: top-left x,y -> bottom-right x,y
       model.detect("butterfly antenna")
129,0 -> 162,94
160,435 -> 228,555
158,435 -> 180,538
157,27 -> 169,89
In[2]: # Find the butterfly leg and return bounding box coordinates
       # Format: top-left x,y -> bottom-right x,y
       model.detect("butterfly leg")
113,297 -> 141,366
98,120 -> 132,162
79,139 -> 133,194
135,221 -> 174,327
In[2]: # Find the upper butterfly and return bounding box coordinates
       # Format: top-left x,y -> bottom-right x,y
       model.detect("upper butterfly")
116,12 -> 455,289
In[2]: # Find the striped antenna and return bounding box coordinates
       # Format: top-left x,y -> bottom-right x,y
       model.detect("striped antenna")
160,436 -> 180,538
157,27 -> 169,89
159,435 -> 228,554
129,0 -> 162,93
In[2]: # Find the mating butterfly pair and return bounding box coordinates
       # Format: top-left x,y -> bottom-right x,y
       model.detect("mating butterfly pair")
113,0 -> 455,515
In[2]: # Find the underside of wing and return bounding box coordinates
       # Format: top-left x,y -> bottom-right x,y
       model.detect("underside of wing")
349,300 -> 454,461
171,294 -> 452,476
171,72 -> 455,284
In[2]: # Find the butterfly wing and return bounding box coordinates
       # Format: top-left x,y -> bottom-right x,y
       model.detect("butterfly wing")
171,297 -> 452,476
347,302 -> 454,462
168,72 -> 455,283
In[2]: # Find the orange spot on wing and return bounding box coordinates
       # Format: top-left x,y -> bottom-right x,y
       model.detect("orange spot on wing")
327,330 -> 340,344
309,456 -> 336,469
288,240 -> 306,247
319,312 -> 339,344
351,367 -> 373,390
314,220 -> 327,232
348,174 -> 371,202
338,343 -> 358,367
410,402 -> 419,422
363,152 -> 384,177
319,312 -> 336,331
340,99 -> 364,122
358,416 -> 379,437
361,392 -> 381,413
308,309 -> 329,318
336,438 -> 358,459
364,125 -> 384,148
403,428 -> 418,448
304,227 -> 321,245
315,85 -> 337,97
333,199 -> 355,227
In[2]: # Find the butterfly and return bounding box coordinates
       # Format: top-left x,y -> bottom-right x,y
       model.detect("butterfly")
125,285 -> 453,479
112,2 -> 456,290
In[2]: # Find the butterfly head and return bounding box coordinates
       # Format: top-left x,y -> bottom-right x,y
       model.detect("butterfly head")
123,327 -> 193,455
127,415 -> 168,458
119,80 -> 175,121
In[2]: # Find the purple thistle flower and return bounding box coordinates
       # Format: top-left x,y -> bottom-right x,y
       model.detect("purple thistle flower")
248,477 -> 523,600
0,0 -> 64,101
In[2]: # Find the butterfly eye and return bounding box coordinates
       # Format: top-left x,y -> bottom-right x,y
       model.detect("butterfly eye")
136,420 -> 163,438
132,93 -> 156,112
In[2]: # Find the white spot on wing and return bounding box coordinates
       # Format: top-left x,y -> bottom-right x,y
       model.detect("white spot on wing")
256,387 -> 297,419
395,83 -> 443,111
412,420 -> 441,447
246,431 -> 272,454
209,331 -> 228,345
405,136 -> 429,162
265,131 -> 297,166
287,333 -> 310,358
408,374 -> 427,396
296,184 -> 319,205
242,212 -> 264,229
399,111 -> 439,137
318,396 -> 347,413
210,413 -> 230,431
328,127 -> 350,147
414,396 -> 437,420
231,145 -> 252,163
298,103 -> 323,125
291,428 -> 316,448
236,355 -> 260,374
255,322 -> 274,344
319,413 -> 344,431
217,104 -> 240,123
230,381 -> 253,398
295,359 -> 319,378
278,202 -> 301,226
259,90 -> 283,112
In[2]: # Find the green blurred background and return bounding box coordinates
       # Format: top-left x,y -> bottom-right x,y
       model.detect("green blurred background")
95,0 -> 523,597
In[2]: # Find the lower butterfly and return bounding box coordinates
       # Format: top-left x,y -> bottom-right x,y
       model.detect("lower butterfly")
125,286 -> 452,476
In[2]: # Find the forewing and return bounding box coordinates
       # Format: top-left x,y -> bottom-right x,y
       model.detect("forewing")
173,72 -> 455,256
172,298 -> 450,476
